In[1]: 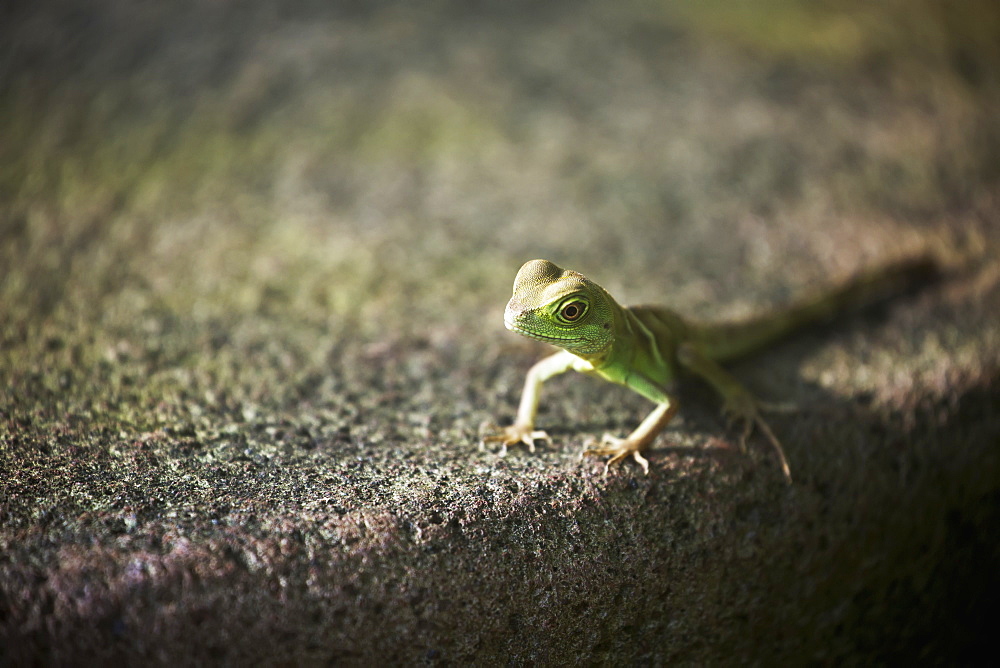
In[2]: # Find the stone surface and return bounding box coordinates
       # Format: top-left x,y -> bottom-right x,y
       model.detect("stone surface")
3,1 -> 1000,663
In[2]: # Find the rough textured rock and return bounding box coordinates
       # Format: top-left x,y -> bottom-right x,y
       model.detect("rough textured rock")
3,1 -> 999,663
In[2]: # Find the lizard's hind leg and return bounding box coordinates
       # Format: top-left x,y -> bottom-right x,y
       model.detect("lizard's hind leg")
677,342 -> 793,482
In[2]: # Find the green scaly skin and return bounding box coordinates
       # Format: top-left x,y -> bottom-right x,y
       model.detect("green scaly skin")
483,257 -> 936,481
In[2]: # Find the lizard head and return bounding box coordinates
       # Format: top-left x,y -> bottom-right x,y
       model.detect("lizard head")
503,259 -> 616,357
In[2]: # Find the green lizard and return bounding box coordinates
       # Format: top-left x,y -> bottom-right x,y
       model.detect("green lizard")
483,257 -> 936,481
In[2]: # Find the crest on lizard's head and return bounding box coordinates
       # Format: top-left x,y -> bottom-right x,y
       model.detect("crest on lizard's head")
503,259 -> 615,356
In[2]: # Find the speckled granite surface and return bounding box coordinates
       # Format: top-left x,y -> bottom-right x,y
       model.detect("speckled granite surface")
3,1 -> 1000,663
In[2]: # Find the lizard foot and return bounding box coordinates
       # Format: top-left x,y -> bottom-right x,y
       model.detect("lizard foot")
481,423 -> 550,455
721,393 -> 792,483
583,434 -> 650,476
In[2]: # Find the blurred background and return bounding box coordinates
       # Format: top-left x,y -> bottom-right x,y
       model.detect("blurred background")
5,0 -> 999,430
3,0 -> 998,343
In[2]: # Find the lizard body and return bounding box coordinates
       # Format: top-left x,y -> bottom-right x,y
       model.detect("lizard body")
484,256 -> 936,481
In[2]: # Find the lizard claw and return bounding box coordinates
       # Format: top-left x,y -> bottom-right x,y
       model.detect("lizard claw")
720,393 -> 791,482
583,435 -> 650,475
752,415 -> 792,483
481,423 -> 550,454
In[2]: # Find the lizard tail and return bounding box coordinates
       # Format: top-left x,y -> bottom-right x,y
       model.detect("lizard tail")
692,254 -> 939,363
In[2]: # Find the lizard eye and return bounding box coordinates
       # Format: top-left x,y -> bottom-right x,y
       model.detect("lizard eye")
559,300 -> 586,322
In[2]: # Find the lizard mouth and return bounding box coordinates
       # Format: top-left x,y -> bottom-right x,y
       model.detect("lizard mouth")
504,316 -> 576,344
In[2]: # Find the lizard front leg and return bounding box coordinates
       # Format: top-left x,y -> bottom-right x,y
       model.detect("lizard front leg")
583,398 -> 679,475
482,350 -> 580,454
676,342 -> 792,482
